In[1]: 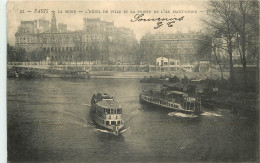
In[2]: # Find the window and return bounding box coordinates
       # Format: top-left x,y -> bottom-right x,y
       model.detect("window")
117,109 -> 122,114
111,121 -> 116,125
106,121 -> 109,125
117,121 -> 121,125
106,109 -> 110,114
111,109 -> 114,114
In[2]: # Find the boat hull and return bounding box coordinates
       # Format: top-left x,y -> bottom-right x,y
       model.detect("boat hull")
140,96 -> 202,115
90,108 -> 124,133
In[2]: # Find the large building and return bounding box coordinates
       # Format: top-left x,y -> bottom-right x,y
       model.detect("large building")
140,31 -> 208,65
15,11 -> 138,64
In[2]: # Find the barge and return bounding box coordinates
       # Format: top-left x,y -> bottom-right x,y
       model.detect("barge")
140,89 -> 202,114
61,70 -> 90,79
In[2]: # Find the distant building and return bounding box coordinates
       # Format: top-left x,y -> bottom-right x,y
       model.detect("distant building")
15,12 -> 138,64
168,58 -> 180,66
156,56 -> 180,67
213,37 -> 240,61
58,23 -> 67,32
38,19 -> 50,33
140,31 -> 207,65
156,57 -> 168,66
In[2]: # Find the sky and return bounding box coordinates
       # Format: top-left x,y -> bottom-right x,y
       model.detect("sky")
7,0 -> 208,45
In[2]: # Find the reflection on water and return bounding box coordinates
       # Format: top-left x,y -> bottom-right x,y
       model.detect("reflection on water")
7,78 -> 258,162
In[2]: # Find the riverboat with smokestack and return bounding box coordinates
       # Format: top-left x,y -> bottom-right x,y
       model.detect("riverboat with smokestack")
140,89 -> 202,114
90,93 -> 124,135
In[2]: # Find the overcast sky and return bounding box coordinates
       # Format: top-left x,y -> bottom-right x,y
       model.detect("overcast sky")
7,0 -> 207,45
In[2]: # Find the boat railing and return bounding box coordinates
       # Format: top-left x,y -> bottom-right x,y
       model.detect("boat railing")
141,91 -> 201,112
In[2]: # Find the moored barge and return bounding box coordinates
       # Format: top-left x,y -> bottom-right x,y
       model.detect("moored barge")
90,93 -> 124,135
140,89 -> 202,114
61,70 -> 90,79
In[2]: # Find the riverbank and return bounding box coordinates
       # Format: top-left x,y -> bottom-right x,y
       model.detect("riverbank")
203,89 -> 258,118
8,64 -> 227,80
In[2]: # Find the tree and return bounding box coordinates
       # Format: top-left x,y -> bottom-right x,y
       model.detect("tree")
202,0 -> 237,84
229,0 -> 259,89
28,48 -> 47,62
78,52 -> 87,64
212,40 -> 224,80
7,44 -> 26,62
87,44 -> 100,64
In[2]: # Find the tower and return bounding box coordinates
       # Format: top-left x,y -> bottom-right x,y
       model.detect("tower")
50,11 -> 57,32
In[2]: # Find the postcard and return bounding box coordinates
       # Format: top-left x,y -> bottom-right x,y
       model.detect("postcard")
7,0 -> 259,162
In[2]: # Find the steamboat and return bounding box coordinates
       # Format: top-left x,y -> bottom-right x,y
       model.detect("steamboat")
90,93 -> 124,135
140,89 -> 202,114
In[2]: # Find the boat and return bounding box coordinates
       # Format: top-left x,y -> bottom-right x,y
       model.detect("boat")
19,71 -> 45,79
140,89 -> 202,114
61,70 -> 90,79
90,93 -> 124,135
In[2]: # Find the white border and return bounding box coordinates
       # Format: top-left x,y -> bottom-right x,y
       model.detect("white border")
0,0 -> 7,162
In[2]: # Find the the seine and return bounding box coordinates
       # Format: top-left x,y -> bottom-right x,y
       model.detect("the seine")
7,78 -> 258,162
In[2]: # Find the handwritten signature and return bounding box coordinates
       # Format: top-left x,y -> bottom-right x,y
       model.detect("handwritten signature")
130,14 -> 184,29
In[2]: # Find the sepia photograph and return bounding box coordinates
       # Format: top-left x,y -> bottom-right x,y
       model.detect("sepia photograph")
6,0 -> 259,162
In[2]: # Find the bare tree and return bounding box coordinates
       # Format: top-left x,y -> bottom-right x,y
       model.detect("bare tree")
212,40 -> 224,79
202,0 -> 237,84
229,0 -> 259,89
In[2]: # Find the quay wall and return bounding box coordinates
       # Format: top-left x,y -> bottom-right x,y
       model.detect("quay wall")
7,62 -> 228,79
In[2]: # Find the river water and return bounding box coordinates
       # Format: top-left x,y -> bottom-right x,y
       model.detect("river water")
7,78 -> 258,162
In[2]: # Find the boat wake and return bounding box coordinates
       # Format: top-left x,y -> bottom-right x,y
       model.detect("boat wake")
85,120 -> 94,125
95,127 -> 130,135
95,129 -> 110,133
120,127 -> 130,134
201,112 -> 222,117
168,112 -> 198,118
72,121 -> 89,128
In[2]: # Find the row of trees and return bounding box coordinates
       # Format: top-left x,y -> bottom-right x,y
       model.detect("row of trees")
7,44 -> 100,64
7,43 -> 139,65
202,0 -> 259,89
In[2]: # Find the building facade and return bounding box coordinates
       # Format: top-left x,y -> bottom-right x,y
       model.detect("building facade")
140,31 -> 208,65
156,56 -> 180,67
15,11 -> 138,64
